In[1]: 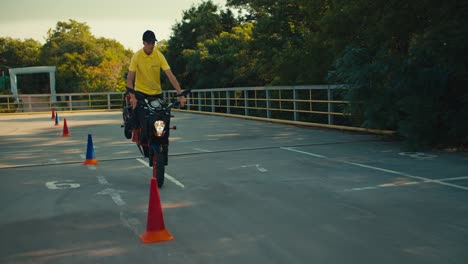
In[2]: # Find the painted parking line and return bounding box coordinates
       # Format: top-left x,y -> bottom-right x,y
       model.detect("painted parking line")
347,176 -> 468,192
342,162 -> 427,181
136,158 -> 185,189
0,150 -> 44,155
280,147 -> 327,158
97,188 -> 126,206
281,147 -> 468,192
192,148 -> 213,153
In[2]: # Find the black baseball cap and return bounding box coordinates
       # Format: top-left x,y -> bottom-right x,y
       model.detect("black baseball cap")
142,30 -> 157,42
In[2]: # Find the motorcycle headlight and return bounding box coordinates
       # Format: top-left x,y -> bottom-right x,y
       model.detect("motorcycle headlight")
154,120 -> 165,137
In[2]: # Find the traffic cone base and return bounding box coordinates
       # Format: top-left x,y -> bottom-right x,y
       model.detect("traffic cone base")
83,158 -> 98,165
140,178 -> 173,244
83,134 -> 98,165
140,229 -> 174,244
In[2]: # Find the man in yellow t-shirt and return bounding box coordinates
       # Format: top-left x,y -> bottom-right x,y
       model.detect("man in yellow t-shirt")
126,30 -> 185,106
125,30 -> 186,157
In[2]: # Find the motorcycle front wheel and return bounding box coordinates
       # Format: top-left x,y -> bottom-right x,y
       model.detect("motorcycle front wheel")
150,146 -> 165,188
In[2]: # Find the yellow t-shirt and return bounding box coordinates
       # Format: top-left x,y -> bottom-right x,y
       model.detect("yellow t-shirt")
129,49 -> 170,95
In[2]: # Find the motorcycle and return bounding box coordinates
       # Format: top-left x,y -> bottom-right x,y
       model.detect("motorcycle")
122,89 -> 191,188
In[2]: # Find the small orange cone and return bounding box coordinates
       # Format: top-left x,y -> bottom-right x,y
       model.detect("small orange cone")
51,108 -> 55,120
62,118 -> 70,137
54,112 -> 60,126
83,134 -> 98,165
140,178 -> 174,244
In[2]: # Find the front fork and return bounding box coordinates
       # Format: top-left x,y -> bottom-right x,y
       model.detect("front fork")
149,143 -> 161,166
149,143 -> 168,166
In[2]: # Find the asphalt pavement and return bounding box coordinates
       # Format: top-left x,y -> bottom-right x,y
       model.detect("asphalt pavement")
0,111 -> 467,264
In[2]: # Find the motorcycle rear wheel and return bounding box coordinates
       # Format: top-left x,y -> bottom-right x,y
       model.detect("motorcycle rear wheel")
122,108 -> 132,139
124,124 -> 132,139
151,146 -> 165,188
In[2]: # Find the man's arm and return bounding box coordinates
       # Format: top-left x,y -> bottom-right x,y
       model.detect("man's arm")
126,71 -> 136,89
126,71 -> 137,109
164,69 -> 182,94
164,69 -> 186,107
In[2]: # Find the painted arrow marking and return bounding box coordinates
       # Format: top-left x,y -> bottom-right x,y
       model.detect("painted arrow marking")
97,188 -> 126,206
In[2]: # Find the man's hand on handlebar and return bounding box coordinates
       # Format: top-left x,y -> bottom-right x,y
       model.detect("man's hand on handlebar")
126,87 -> 137,110
176,89 -> 191,108
178,95 -> 186,108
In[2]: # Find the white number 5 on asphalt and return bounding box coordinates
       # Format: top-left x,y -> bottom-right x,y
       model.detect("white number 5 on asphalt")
46,180 -> 80,190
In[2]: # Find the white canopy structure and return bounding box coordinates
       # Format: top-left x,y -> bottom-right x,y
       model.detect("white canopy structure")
9,66 -> 57,103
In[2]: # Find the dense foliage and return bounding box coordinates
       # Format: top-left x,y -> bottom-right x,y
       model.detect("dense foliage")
1,1 -> 467,149
1,20 -> 131,94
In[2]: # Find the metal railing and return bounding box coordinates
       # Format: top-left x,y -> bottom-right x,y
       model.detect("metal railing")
0,85 -> 394,134
171,85 -> 348,124
0,92 -> 125,113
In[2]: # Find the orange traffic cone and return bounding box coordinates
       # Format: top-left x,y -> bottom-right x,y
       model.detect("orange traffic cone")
140,178 -> 174,244
62,118 -> 70,137
54,112 -> 60,126
51,107 -> 55,120
83,134 -> 98,165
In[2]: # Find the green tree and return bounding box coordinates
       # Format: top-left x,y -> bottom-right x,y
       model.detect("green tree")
0,37 -> 41,67
0,37 -> 45,93
327,0 -> 468,149
41,20 -> 97,92
226,0 -> 331,85
182,22 -> 255,89
41,19 -> 131,93
227,0 -> 468,149
166,0 -> 237,89
86,38 -> 132,92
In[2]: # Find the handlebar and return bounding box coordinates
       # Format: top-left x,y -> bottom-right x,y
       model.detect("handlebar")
166,89 -> 191,110
176,89 -> 191,97
128,88 -> 191,110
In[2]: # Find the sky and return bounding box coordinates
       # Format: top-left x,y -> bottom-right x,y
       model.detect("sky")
0,0 -> 227,52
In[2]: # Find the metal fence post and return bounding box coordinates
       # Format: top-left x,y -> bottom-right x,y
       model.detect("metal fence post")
107,94 -> 111,110
226,91 -> 231,114
211,91 -> 215,113
186,94 -> 190,111
293,87 -> 298,121
27,96 -> 32,111
266,89 -> 271,119
244,90 -> 249,116
327,85 -> 334,125
198,92 -> 202,111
